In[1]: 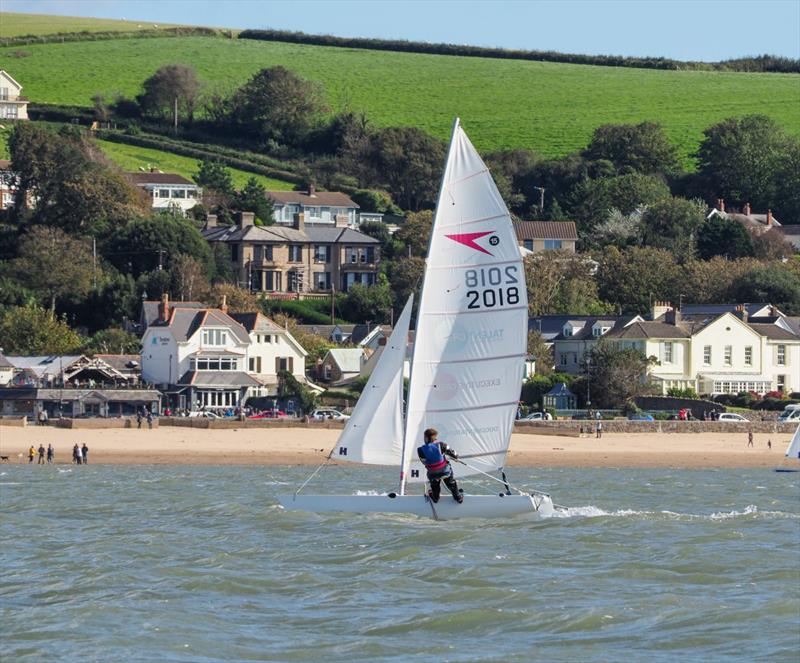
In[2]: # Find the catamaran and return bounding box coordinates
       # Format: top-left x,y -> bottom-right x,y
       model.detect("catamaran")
278,119 -> 556,519
775,424 -> 800,472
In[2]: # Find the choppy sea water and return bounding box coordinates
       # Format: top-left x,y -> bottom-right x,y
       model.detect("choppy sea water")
1,464 -> 798,662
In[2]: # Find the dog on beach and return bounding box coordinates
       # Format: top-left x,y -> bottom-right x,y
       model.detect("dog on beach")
0,455 -> 9,462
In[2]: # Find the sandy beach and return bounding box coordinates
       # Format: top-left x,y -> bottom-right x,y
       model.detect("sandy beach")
0,424 -> 788,468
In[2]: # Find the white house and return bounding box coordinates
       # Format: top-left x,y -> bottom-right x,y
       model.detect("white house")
0,352 -> 15,385
229,312 -> 308,399
268,186 -> 359,226
125,172 -> 202,215
0,70 -> 29,120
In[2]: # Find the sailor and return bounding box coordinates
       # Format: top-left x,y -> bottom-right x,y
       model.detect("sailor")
417,428 -> 463,504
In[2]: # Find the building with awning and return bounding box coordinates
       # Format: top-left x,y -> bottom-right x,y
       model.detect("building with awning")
0,387 -> 162,419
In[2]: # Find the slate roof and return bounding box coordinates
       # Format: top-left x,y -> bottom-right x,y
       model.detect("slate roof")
297,324 -> 356,341
532,315 -> 637,342
0,352 -> 13,368
546,382 -> 575,397
92,354 -> 141,373
604,321 -> 693,340
202,224 -> 378,244
0,388 -> 160,401
141,300 -> 206,329
125,172 -> 197,186
176,371 -> 261,387
513,220 -> 578,241
155,308 -> 250,344
229,312 -> 284,334
676,303 -> 777,318
747,323 -> 800,341
6,355 -> 84,377
267,190 -> 358,208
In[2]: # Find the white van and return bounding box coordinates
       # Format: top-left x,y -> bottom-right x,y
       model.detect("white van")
778,404 -> 800,422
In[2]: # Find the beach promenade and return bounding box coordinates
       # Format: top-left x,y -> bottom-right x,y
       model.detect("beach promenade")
0,424 -> 786,468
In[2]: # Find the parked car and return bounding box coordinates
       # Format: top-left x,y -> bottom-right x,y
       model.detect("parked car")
628,413 -> 654,421
188,411 -> 221,419
248,410 -> 288,419
521,412 -> 552,421
718,413 -> 750,422
311,408 -> 350,421
778,404 -> 800,422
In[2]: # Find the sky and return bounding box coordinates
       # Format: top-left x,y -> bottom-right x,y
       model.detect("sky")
4,0 -> 800,61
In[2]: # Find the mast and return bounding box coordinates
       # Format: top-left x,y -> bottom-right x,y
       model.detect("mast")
398,117 -> 461,495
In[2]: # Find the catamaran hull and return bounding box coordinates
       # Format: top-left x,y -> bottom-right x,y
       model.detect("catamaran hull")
277,493 -> 555,520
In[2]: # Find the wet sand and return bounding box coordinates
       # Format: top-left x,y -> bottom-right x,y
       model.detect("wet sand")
0,425 -> 787,468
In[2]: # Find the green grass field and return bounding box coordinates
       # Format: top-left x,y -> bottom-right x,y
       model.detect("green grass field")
95,140 -> 294,190
0,12 -> 185,37
0,23 -> 798,166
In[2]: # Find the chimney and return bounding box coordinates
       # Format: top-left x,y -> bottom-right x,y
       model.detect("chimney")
734,304 -> 748,322
293,211 -> 305,231
651,300 -> 672,320
158,293 -> 169,323
743,202 -> 751,216
308,184 -> 316,197
206,213 -> 217,229
238,211 -> 255,228
767,209 -> 773,226
220,294 -> 228,315
665,306 -> 681,326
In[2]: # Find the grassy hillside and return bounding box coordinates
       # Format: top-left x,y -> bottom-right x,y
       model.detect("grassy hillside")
0,12 -> 185,37
0,34 -> 798,166
96,140 -> 294,190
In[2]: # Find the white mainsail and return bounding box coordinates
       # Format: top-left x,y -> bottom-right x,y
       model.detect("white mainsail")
330,295 -> 413,465
785,424 -> 800,460
400,118 -> 528,488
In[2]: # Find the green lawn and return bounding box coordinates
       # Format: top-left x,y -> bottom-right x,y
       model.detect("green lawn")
0,34 -> 798,166
0,11 -> 186,37
96,139 -> 294,190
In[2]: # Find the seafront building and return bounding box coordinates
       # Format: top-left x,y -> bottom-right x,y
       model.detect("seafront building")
534,302 -> 800,396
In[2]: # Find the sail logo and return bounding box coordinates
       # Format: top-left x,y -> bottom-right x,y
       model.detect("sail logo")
432,372 -> 502,401
445,231 -> 498,255
440,321 -> 505,353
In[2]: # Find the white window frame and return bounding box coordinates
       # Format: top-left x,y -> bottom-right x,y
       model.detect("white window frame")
724,345 -> 732,366
703,345 -> 712,365
744,346 -> 753,366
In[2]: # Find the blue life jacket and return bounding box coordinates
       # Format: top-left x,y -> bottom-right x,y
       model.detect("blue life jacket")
418,442 -> 447,471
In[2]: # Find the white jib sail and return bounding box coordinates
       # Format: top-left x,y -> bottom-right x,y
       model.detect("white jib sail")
330,295 -> 413,465
786,424 -> 800,460
401,119 -> 528,486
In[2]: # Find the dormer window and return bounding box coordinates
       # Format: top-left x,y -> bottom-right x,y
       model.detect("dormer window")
563,326 -> 573,337
592,326 -> 610,337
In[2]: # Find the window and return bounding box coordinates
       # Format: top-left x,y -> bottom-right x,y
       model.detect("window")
186,189 -> 198,198
230,245 -> 239,262
663,342 -> 673,364
195,357 -> 238,371
171,189 -> 186,199
523,240 -> 533,251
157,189 -> 170,198
264,271 -> 281,291
724,345 -> 732,366
248,356 -> 262,373
315,272 -> 331,290
703,345 -> 712,365
314,245 -> 330,263
544,239 -> 563,250
777,375 -> 786,392
254,245 -> 273,262
562,326 -> 573,337
744,346 -> 753,366
0,87 -> 8,100
366,247 -> 375,263
777,345 -> 786,365
560,354 -> 567,366
288,245 -> 302,262
305,206 -> 321,219
202,329 -> 228,346
276,357 -> 294,373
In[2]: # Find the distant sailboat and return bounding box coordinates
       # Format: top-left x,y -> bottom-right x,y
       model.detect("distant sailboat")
775,424 -> 800,472
278,119 -> 556,520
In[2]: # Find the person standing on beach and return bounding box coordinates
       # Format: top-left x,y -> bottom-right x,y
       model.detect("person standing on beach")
768,439 -> 772,450
81,443 -> 89,464
596,420 -> 603,439
748,431 -> 754,447
73,444 -> 81,465
46,444 -> 54,464
28,445 -> 35,463
37,443 -> 45,464
146,410 -> 153,429
136,410 -> 142,429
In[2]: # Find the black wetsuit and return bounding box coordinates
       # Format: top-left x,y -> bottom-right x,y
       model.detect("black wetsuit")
417,441 -> 463,503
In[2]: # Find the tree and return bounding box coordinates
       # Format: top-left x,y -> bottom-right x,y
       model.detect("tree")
640,197 -> 705,261
733,264 -> 800,315
527,331 -> 553,375
752,229 -> 794,260
590,207 -> 644,248
194,159 -> 235,197
230,66 -> 327,146
14,226 -> 95,315
584,122 -> 680,175
393,210 -> 433,257
104,213 -> 212,278
82,328 -> 141,355
340,280 -> 393,323
235,177 -> 275,225
696,216 -> 754,260
0,304 -> 83,355
137,64 -> 201,124
680,256 -> 761,304
696,115 -> 795,215
596,246 -> 680,315
523,250 -> 610,316
385,255 -> 425,310
585,341 -> 658,408
8,123 -> 144,235
369,127 -> 446,211
210,283 -> 260,312
169,254 -> 210,303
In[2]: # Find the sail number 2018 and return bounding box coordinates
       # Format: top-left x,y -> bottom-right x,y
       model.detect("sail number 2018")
464,266 -> 521,309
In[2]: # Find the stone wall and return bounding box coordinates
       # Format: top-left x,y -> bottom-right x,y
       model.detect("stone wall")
54,417 -> 159,429
514,420 -> 797,435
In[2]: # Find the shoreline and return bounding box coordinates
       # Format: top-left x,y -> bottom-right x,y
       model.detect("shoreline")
0,425 -> 789,469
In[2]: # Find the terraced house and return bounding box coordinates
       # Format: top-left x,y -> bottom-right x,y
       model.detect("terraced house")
538,302 -> 800,395
202,211 -> 379,294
